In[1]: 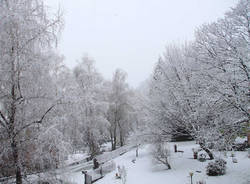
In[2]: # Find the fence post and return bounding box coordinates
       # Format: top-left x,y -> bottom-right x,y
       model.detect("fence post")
100,166 -> 103,177
82,171 -> 92,184
136,146 -> 138,157
247,131 -> 250,146
174,144 -> 177,153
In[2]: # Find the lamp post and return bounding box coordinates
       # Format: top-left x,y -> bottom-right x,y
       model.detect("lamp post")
189,172 -> 194,184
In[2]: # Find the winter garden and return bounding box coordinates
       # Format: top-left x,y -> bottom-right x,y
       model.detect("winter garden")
0,0 -> 249,184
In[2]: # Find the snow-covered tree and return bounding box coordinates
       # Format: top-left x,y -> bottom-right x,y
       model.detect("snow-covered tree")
192,0 -> 249,125
73,55 -> 109,158
147,0 -> 249,159
152,141 -> 171,170
106,69 -> 134,150
149,44 -> 224,159
0,0 -> 63,183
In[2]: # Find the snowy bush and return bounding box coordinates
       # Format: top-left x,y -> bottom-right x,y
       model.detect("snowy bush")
232,142 -> 249,151
206,158 -> 227,176
121,166 -> 127,184
198,153 -> 206,162
117,165 -> 127,184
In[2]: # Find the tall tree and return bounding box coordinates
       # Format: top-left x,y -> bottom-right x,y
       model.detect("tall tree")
106,69 -> 133,150
147,0 -> 249,159
0,0 -> 63,183
192,0 -> 250,122
73,55 -> 108,158
149,45 -> 224,159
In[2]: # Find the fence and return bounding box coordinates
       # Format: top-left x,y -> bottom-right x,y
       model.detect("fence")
83,160 -> 116,184
96,144 -> 136,164
75,144 -> 136,184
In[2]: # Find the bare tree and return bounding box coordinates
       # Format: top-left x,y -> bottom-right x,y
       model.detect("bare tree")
152,141 -> 171,170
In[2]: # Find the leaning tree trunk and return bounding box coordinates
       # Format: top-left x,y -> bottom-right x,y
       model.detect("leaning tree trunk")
166,163 -> 171,170
165,158 -> 171,169
200,143 -> 214,160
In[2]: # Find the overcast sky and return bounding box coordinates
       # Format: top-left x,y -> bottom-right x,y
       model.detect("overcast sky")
44,0 -> 237,88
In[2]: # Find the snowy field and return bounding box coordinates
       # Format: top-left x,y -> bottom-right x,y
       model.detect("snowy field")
64,141 -> 250,184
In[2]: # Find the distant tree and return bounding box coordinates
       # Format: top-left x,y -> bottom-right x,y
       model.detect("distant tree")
106,69 -> 133,150
50,60 -> 82,153
127,83 -> 155,146
73,55 -> 109,158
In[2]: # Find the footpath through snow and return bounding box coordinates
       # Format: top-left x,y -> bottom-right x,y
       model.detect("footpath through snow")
64,141 -> 250,184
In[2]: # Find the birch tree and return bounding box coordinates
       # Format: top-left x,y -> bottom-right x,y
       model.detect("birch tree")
73,55 -> 109,158
0,0 -> 63,183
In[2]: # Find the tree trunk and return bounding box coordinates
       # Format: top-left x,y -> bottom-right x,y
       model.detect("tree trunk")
9,78 -> 22,183
165,158 -> 171,169
200,144 -> 214,160
166,163 -> 171,170
203,147 -> 214,160
113,129 -> 117,150
118,121 -> 124,147
112,123 -> 117,150
110,129 -> 114,151
11,141 -> 22,184
111,109 -> 118,151
119,129 -> 124,147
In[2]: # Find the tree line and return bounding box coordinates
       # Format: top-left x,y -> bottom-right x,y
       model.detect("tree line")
144,0 -> 249,159
0,0 -> 136,183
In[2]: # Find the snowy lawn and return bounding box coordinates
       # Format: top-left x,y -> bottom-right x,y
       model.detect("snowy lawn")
92,141 -> 250,184
62,141 -> 250,184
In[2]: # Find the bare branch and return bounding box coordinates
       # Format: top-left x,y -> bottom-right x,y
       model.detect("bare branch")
14,104 -> 57,138
0,110 -> 8,126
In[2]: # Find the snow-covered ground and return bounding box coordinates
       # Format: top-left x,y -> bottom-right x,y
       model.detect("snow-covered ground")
62,141 -> 250,184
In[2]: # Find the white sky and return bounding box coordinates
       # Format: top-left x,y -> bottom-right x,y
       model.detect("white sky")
45,0 -> 237,88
